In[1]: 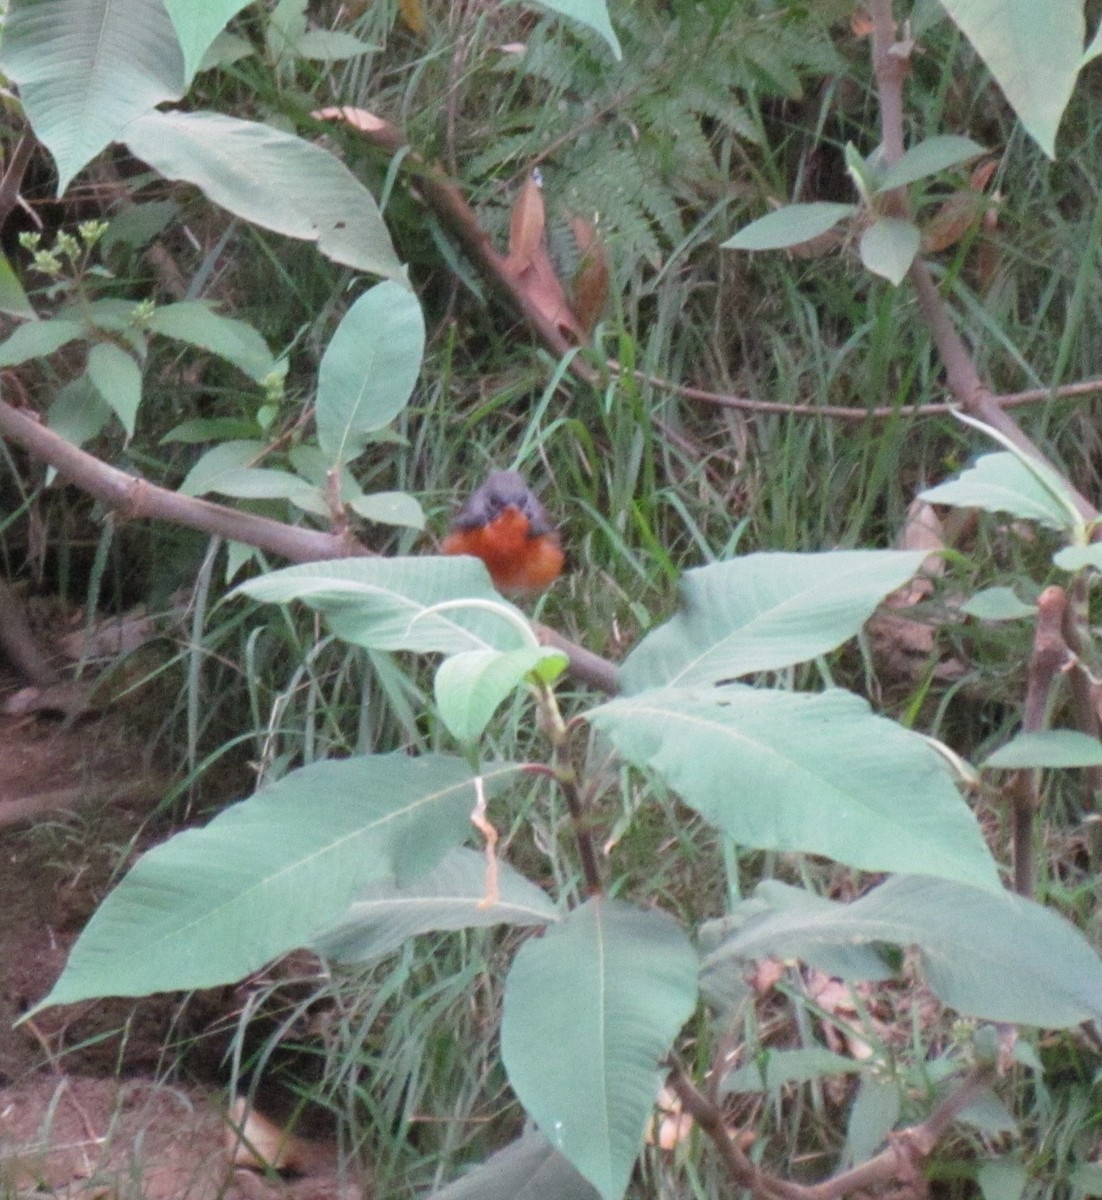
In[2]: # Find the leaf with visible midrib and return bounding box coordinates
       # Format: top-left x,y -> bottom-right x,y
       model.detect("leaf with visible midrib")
588,685 -> 1001,892
704,876 -> 1102,1028
621,550 -> 927,692
31,755 -> 519,1011
501,898 -> 698,1200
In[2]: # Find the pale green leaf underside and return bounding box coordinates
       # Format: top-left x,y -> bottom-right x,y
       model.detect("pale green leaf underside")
532,0 -> 622,59
235,556 -> 531,654
621,550 -> 927,692
705,876 -> 1102,1027
316,281 -> 425,468
435,647 -> 566,742
312,847 -> 559,963
960,586 -> 1037,620
1,0 -> 186,191
938,0 -> 1083,158
0,318 -> 85,366
859,217 -> 920,285
501,899 -> 698,1200
178,439 -> 264,498
33,755 -> 519,1010
920,451 -> 1079,533
163,0 -> 250,82
86,342 -> 142,437
878,134 -> 986,191
983,730 -> 1102,769
723,202 -> 856,251
589,685 -> 1000,892
145,301 -> 276,382
122,110 -> 403,281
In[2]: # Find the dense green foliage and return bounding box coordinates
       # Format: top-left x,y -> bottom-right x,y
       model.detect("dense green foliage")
3,1 -> 1102,1198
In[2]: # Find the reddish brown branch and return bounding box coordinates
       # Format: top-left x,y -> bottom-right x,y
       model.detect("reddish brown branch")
1005,586 -> 1070,897
669,1060 -> 997,1200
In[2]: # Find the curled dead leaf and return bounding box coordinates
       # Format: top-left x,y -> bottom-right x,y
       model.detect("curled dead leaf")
312,106 -> 390,135
568,214 -> 609,336
505,173 -> 546,276
225,1098 -> 309,1174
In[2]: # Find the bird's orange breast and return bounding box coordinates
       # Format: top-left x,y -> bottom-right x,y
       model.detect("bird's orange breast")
442,507 -> 564,594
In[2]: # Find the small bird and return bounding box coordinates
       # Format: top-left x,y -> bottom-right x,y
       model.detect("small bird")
441,470 -> 565,594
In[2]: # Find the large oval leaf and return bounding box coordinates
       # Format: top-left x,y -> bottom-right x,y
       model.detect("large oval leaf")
123,109 -> 403,281
162,0 -> 250,83
588,685 -> 1000,892
704,876 -> 1102,1028
315,282 -> 425,469
621,550 -> 926,693
501,899 -> 698,1200
920,451 -> 1081,534
1,0 -> 186,192
939,0 -> 1083,158
235,556 -> 533,654
31,755 -> 519,1010
723,202 -> 856,251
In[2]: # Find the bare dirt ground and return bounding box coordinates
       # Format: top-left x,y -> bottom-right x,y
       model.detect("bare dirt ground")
0,680 -> 364,1199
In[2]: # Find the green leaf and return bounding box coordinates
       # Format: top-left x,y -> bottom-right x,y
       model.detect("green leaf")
161,416 -> 261,444
532,0 -> 621,59
1069,1162 -> 1102,1198
163,0 -> 250,82
920,451 -> 1081,534
878,135 -> 987,191
178,439 -> 264,497
0,254 -> 36,318
1054,543 -> 1102,572
103,199 -> 180,252
843,1076 -> 900,1167
86,342 -> 143,437
501,899 -> 698,1200
960,586 -> 1037,620
122,109 -> 404,281
977,1160 -> 1028,1200
722,202 -> 857,251
311,847 -> 559,964
315,282 -> 425,468
431,1132 -> 602,1200
938,0 -> 1082,158
588,685 -> 1000,891
236,556 -> 532,654
47,374 -> 112,450
0,0 -> 186,192
346,491 -> 426,530
620,550 -> 927,692
722,1047 -> 866,1095
983,730 -> 1102,770
31,755 -> 517,1009
704,876 -> 1102,1027
859,217 -> 920,285
0,318 -> 85,366
293,29 -> 379,60
960,1090 -> 1017,1135
435,647 -> 567,743
200,466 -> 327,516
145,301 -> 276,383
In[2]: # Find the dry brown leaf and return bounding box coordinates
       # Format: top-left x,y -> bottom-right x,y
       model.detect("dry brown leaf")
398,0 -> 426,34
505,173 -> 546,276
224,1099 -> 309,1171
920,157 -> 998,254
568,214 -> 609,336
645,1086 -> 694,1150
312,105 -> 389,134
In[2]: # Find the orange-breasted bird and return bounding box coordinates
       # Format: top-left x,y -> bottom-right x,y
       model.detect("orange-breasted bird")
441,470 -> 565,595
